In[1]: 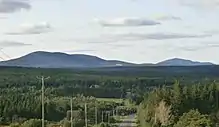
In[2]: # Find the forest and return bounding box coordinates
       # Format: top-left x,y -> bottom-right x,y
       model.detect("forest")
0,66 -> 219,127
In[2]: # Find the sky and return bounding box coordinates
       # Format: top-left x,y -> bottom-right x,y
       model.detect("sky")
1,0 -> 219,64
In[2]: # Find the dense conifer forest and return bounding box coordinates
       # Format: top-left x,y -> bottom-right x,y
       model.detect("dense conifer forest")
0,66 -> 219,127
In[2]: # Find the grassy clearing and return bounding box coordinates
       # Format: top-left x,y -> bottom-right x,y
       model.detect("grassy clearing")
97,98 -> 123,103
97,98 -> 136,107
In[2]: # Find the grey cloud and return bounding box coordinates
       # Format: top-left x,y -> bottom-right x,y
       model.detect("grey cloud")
0,0 -> 31,13
66,32 -> 211,45
64,38 -> 115,44
179,0 -> 219,8
87,38 -> 117,44
180,43 -> 219,51
111,44 -> 133,47
143,41 -> 219,52
0,16 -> 7,19
156,16 -> 181,21
118,33 -> 211,40
65,49 -> 96,53
204,30 -> 219,35
0,40 -> 31,48
69,35 -> 121,44
180,47 -> 201,51
95,17 -> 160,27
6,22 -> 52,35
107,44 -> 133,50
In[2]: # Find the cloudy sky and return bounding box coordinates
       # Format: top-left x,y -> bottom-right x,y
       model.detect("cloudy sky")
0,0 -> 219,64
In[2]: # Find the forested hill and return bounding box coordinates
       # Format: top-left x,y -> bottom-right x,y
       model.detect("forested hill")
87,65 -> 219,76
1,65 -> 219,76
0,66 -> 219,90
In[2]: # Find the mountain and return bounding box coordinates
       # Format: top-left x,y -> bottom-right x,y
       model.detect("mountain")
0,51 -> 135,68
0,52 -> 215,68
157,58 -> 214,66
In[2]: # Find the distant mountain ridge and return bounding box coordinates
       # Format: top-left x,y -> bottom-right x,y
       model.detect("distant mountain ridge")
157,58 -> 214,66
0,51 -> 215,68
0,51 -> 134,68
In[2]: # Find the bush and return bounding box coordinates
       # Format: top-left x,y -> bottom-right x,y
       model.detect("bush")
116,106 -> 137,116
63,120 -> 70,127
60,119 -> 84,127
74,119 -> 84,127
10,123 -> 20,127
174,109 -> 213,127
109,117 -> 116,123
100,122 -> 105,127
21,119 -> 44,127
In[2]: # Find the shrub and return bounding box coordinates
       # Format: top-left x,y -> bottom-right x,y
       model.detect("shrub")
174,109 -> 213,127
10,123 -> 20,127
21,119 -> 44,127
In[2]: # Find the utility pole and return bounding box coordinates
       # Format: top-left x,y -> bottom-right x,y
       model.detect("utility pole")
37,76 -> 50,127
107,112 -> 110,124
71,98 -> 73,127
95,102 -> 98,125
113,107 -> 115,117
85,103 -> 88,127
101,111 -> 104,123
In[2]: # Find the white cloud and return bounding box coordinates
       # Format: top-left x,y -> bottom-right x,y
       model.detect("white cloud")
179,0 -> 219,8
0,0 -> 31,13
155,15 -> 181,21
0,40 -> 31,48
6,22 -> 53,35
94,17 -> 160,27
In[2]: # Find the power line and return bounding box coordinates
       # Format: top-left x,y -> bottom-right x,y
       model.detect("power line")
0,49 -> 10,59
0,56 -> 5,61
